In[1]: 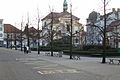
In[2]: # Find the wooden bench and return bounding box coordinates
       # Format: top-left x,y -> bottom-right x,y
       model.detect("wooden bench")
109,59 -> 120,65
72,55 -> 80,60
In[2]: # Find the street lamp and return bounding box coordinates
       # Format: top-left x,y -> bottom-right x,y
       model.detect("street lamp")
20,20 -> 23,51
26,23 -> 30,48
50,12 -> 53,56
37,8 -> 40,54
102,0 -> 107,63
11,25 -> 12,49
37,18 -> 40,54
70,4 -> 73,59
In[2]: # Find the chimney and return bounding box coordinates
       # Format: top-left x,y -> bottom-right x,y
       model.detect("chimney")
112,8 -> 116,12
117,8 -> 120,12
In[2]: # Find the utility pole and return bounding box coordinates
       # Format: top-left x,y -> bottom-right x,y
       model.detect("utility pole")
70,4 -> 73,59
102,0 -> 107,63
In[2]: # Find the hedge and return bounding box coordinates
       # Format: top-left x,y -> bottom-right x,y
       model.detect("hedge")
63,50 -> 120,57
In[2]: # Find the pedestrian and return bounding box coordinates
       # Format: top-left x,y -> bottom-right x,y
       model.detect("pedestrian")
24,45 -> 26,53
26,46 -> 29,54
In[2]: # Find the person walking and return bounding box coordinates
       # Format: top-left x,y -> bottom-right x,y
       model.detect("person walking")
26,46 -> 29,54
24,45 -> 26,53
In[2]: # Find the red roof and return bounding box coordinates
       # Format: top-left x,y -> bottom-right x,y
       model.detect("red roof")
4,24 -> 21,33
23,26 -> 41,34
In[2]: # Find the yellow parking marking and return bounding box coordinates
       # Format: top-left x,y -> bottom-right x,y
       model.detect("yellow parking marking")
33,67 -> 54,69
24,61 -> 43,64
42,64 -> 58,67
32,64 -> 58,68
16,58 -> 42,61
37,69 -> 80,74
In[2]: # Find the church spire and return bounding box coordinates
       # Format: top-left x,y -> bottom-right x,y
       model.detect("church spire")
63,0 -> 68,12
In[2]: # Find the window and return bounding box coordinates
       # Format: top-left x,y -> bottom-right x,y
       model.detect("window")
0,24 -> 2,31
67,24 -> 70,31
0,27 -> 2,31
44,22 -> 47,27
0,33 -> 3,37
75,38 -> 78,43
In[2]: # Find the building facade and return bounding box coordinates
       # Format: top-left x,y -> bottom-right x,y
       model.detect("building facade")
4,24 -> 21,48
0,19 -> 4,46
107,20 -> 120,48
41,0 -> 84,47
86,8 -> 120,48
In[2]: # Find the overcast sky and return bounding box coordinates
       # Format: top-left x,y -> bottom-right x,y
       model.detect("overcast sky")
0,0 -> 119,29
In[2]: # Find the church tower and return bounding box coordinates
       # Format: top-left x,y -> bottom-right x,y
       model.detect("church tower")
63,0 -> 68,12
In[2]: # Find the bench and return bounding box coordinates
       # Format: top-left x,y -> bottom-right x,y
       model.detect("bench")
109,59 -> 120,65
53,52 -> 63,57
72,55 -> 80,60
45,52 -> 51,56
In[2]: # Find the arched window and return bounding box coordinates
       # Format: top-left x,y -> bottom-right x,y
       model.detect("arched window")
67,24 -> 70,31
75,38 -> 78,43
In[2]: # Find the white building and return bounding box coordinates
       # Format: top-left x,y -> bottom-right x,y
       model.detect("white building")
86,8 -> 120,48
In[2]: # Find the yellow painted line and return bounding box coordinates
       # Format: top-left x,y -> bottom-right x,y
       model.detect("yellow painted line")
37,69 -> 80,74
16,58 -> 42,61
24,62 -> 35,64
32,64 -> 58,69
33,67 -> 54,69
24,61 -> 43,64
37,71 -> 44,74
42,64 -> 58,67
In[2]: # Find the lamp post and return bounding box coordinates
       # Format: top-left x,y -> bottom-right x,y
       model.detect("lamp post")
11,26 -> 12,49
20,19 -> 23,51
26,23 -> 30,48
14,31 -> 17,50
102,0 -> 107,63
6,33 -> 9,48
14,24 -> 17,50
37,8 -> 41,54
51,12 -> 53,56
37,16 -> 40,54
70,4 -> 73,59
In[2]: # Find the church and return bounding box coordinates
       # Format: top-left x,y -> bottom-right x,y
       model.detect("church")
41,0 -> 85,47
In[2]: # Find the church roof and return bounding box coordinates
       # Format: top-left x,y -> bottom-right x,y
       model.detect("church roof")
41,11 -> 80,23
